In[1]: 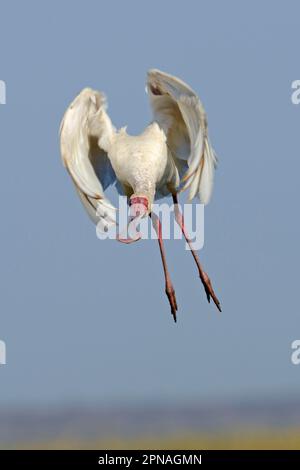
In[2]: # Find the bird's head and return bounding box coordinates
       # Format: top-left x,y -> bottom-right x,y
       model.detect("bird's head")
129,195 -> 149,217
117,195 -> 149,244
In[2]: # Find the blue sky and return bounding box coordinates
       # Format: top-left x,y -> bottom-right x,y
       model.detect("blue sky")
0,0 -> 300,406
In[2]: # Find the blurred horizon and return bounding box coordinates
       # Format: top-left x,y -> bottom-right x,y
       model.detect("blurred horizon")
2,395 -> 300,449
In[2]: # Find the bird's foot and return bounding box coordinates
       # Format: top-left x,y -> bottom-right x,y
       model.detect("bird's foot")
199,271 -> 222,312
165,284 -> 178,322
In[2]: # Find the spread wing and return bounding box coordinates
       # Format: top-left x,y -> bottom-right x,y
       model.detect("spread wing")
147,69 -> 217,204
60,88 -> 117,228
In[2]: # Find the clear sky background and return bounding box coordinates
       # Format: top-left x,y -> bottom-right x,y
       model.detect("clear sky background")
0,0 -> 299,407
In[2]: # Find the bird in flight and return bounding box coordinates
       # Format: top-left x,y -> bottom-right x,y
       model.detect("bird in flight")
60,69 -> 221,322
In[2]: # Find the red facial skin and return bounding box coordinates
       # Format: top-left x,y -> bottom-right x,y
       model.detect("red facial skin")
117,196 -> 149,244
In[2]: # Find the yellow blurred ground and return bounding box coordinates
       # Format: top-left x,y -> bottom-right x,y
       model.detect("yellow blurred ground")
6,428 -> 300,450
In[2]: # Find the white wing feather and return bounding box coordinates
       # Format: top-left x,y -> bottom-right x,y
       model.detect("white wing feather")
60,88 -> 117,227
147,69 -> 217,204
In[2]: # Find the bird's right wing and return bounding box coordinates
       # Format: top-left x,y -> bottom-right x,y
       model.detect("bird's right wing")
147,69 -> 217,204
60,88 -> 117,227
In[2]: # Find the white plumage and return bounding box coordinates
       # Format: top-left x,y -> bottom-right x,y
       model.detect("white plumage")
60,69 -> 217,227
60,69 -> 220,322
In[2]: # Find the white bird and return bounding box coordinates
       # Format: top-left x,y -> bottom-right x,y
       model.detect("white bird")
60,69 -> 221,322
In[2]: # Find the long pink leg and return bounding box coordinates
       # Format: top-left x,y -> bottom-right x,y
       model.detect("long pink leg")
150,212 -> 178,322
172,194 -> 221,312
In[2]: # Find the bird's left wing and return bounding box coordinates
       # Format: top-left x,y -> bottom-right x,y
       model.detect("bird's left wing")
60,88 -> 117,227
147,69 -> 217,204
